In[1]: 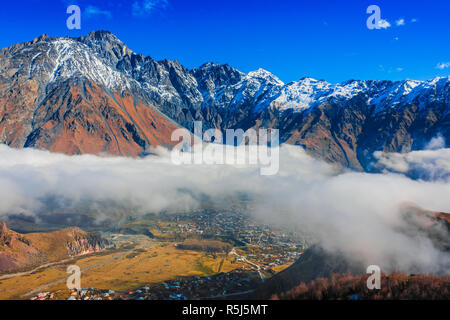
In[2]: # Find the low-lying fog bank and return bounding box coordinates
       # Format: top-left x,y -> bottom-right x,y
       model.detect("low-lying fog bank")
0,143 -> 449,275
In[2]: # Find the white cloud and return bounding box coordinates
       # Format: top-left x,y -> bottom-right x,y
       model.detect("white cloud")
436,62 -> 450,70
377,19 -> 391,29
426,135 -> 446,150
0,144 -> 449,274
411,18 -> 418,23
374,147 -> 450,181
85,5 -> 112,19
132,0 -> 168,17
395,18 -> 405,26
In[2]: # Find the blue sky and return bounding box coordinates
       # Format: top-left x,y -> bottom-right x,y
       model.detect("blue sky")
0,0 -> 448,83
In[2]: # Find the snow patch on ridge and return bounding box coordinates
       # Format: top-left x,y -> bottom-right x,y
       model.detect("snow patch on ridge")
49,39 -> 131,91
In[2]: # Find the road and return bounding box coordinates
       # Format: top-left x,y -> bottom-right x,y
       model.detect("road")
21,249 -> 133,298
229,248 -> 265,283
199,289 -> 255,300
0,257 -> 78,281
21,237 -> 160,298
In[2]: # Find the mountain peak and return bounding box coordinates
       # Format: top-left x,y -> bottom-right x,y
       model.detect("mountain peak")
82,30 -> 119,41
76,30 -> 133,68
32,33 -> 50,44
248,68 -> 284,85
297,76 -> 325,84
195,62 -> 241,74
77,30 -> 128,49
198,62 -> 221,69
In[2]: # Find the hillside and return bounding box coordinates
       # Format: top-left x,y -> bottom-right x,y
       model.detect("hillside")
0,222 -> 108,273
252,246 -> 364,299
272,272 -> 450,300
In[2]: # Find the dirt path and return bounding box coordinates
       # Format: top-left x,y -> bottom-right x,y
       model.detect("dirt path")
0,257 -> 81,281
22,250 -> 130,298
218,258 -> 224,273
21,239 -> 161,298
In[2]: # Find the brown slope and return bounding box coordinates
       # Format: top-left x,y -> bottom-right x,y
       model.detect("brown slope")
0,222 -> 41,272
0,34 -> 180,157
0,78 -> 41,148
23,79 -> 179,156
0,222 -> 108,273
0,36 -> 53,148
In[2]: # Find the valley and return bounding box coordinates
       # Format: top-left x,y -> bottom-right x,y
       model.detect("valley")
0,208 -> 306,300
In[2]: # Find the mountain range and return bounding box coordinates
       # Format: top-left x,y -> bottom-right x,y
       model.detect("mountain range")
0,30 -> 448,169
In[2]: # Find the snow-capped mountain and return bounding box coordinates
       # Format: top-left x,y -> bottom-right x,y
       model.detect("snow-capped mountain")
196,70 -> 448,114
0,31 -> 448,169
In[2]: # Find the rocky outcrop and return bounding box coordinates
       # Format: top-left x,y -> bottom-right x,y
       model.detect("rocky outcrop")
0,222 -> 109,273
65,228 -> 109,256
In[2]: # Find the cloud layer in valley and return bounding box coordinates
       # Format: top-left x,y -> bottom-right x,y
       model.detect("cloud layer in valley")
0,144 -> 449,275
374,145 -> 450,181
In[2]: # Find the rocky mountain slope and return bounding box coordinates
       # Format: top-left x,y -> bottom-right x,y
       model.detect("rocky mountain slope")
0,31 -> 448,168
0,32 -> 179,156
0,221 -> 108,273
